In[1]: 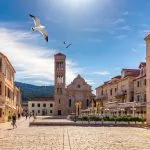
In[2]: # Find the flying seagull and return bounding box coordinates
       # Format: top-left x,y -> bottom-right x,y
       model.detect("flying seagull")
63,41 -> 72,48
29,14 -> 48,42
66,43 -> 72,48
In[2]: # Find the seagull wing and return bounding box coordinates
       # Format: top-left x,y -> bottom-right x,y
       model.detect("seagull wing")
39,28 -> 48,42
66,43 -> 72,48
29,14 -> 41,27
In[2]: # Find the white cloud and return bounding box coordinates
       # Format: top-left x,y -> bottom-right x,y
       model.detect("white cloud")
0,27 -> 80,85
93,71 -> 110,76
142,29 -> 150,35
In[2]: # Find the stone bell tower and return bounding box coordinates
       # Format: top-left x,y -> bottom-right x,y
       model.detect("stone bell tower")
144,35 -> 150,124
54,53 -> 67,116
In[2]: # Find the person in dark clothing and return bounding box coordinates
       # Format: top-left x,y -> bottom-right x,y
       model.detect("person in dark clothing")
25,114 -> 28,120
12,114 -> 17,129
18,113 -> 21,120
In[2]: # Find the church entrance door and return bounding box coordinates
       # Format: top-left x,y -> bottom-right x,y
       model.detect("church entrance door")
58,110 -> 62,115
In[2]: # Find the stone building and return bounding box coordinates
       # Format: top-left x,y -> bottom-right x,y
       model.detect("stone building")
21,103 -> 28,116
28,97 -> 54,116
145,35 -> 150,124
95,68 -> 145,117
27,53 -> 93,117
66,74 -> 92,115
54,53 -> 67,116
14,85 -> 22,116
133,62 -> 146,118
0,52 -> 22,123
53,53 -> 93,116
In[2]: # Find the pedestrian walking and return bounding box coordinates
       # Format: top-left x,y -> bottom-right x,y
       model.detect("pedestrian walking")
18,113 -> 21,120
25,113 -> 28,120
12,114 -> 17,129
29,113 -> 32,119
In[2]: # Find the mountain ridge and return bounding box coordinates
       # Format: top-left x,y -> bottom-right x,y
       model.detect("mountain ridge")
15,81 -> 54,103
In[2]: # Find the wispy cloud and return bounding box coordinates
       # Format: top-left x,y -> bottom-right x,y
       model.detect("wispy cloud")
141,29 -> 150,34
93,71 -> 110,76
132,48 -> 137,52
85,79 -> 96,86
81,38 -> 102,43
0,26 -> 81,85
138,29 -> 150,37
114,35 -> 128,40
122,11 -> 130,16
111,18 -> 125,25
46,18 -> 61,24
80,28 -> 101,32
116,25 -> 132,31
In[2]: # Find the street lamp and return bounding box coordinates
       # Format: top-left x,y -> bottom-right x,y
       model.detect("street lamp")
91,94 -> 96,115
132,101 -> 137,117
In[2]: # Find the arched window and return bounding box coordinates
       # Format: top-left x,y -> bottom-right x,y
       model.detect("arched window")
86,99 -> 89,107
69,99 -> 71,107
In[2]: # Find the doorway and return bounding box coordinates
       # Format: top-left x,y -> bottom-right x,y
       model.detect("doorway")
42,110 -> 45,116
58,110 -> 62,115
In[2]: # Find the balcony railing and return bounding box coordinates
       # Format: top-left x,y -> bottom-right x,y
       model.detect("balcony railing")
118,102 -> 133,108
104,101 -> 147,109
96,95 -> 108,101
135,102 -> 146,107
115,90 -> 127,99
105,101 -> 118,109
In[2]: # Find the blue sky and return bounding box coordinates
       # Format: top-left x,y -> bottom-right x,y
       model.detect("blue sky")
0,0 -> 149,90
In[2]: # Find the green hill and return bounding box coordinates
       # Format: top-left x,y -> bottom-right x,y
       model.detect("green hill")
15,82 -> 54,103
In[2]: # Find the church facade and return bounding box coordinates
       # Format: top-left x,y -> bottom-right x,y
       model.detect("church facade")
53,53 -> 93,116
28,53 -> 93,116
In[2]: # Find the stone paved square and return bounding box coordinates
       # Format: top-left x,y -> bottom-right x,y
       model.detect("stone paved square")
0,118 -> 150,150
